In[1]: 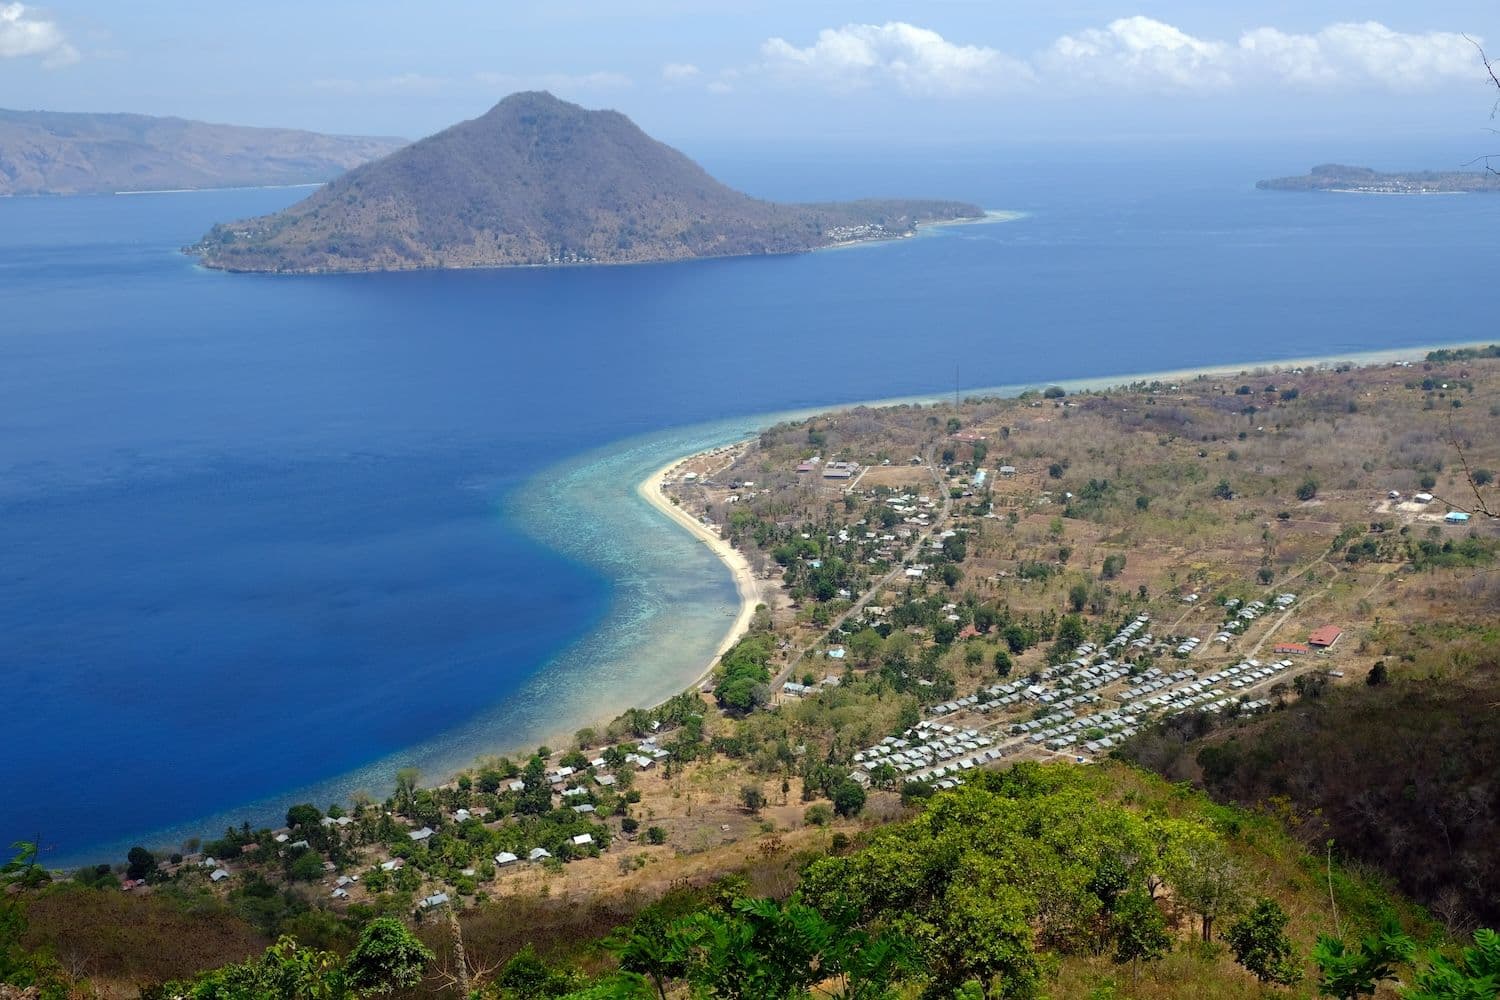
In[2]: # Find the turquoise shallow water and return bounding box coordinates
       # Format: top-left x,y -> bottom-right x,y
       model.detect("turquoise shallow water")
3,142 -> 1497,864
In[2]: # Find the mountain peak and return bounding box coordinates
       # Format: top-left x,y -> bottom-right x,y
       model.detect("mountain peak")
192,93 -> 981,273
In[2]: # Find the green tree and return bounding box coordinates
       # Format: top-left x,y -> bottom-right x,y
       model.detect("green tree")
1112,889 -> 1171,968
675,896 -> 910,1000
926,881 -> 1041,999
289,850 -> 325,882
516,756 -> 553,816
393,767 -> 420,815
849,628 -> 884,665
498,944 -> 570,1000
286,803 -> 323,830
1404,927 -> 1500,1000
832,780 -> 867,818
1313,921 -> 1416,999
1,840 -> 51,889
1167,836 -> 1243,942
1214,479 -> 1234,500
344,917 -> 434,995
606,910 -> 692,1000
1225,898 -> 1300,985
1055,614 -> 1087,651
993,649 -> 1013,677
739,785 -> 765,814
1002,624 -> 1033,654
1297,478 -> 1319,501
168,935 -> 348,999
126,845 -> 157,881
1068,582 -> 1089,613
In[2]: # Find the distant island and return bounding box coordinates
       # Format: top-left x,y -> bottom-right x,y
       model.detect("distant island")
189,92 -> 984,273
0,109 -> 407,197
1257,163 -> 1500,195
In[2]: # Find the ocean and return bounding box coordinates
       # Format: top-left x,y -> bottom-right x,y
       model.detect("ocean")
2,138 -> 1495,864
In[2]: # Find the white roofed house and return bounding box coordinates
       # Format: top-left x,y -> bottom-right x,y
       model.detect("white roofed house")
407,827 -> 434,842
495,851 -> 519,866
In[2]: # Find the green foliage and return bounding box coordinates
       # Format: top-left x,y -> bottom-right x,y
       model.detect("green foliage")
714,635 -> 774,715
127,845 -> 158,881
1225,897 -> 1300,985
1111,889 -> 1170,966
168,917 -> 438,1000
1404,927 -> 1500,1000
798,765 -> 1234,995
288,850 -> 325,882
165,935 -> 348,999
0,897 -> 69,997
1297,478 -> 1319,501
286,803 -> 323,830
1314,920 -> 1416,999
832,779 -> 867,818
2,840 -> 52,889
804,804 -> 834,827
671,896 -> 912,1000
343,917 -> 434,995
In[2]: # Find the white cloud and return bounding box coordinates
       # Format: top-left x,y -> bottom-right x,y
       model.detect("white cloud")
1236,22 -> 1476,91
1044,16 -> 1232,90
1044,16 -> 1478,92
661,62 -> 700,82
759,22 -> 1033,95
736,18 -> 1481,97
0,2 -> 78,67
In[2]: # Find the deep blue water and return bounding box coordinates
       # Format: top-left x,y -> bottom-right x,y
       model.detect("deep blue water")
3,141 -> 1496,864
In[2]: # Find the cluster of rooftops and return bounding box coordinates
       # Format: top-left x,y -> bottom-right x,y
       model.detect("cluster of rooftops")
853,722 -> 1007,789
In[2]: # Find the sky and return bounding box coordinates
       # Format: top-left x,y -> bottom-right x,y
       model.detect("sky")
2,1 -> 1498,149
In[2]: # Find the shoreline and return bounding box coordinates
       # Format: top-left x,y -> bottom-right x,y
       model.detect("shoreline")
635,452 -> 761,688
43,336 -> 1497,867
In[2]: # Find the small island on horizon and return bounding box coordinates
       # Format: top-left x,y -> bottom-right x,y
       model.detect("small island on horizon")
188,91 -> 984,274
1257,162 -> 1500,194
0,108 -> 406,197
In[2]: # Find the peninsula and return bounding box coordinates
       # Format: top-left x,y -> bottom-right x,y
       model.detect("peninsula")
188,91 -> 983,273
0,108 -> 407,196
1257,162 -> 1500,194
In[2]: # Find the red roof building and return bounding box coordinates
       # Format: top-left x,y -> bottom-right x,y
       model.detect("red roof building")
1307,626 -> 1343,648
1274,643 -> 1311,655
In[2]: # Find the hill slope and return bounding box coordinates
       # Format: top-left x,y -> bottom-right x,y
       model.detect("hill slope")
0,109 -> 407,196
190,92 -> 983,273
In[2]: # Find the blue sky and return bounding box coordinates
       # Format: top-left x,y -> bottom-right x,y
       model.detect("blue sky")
2,1 -> 1497,147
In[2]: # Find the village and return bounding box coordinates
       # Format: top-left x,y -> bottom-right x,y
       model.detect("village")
88,351 -> 1499,957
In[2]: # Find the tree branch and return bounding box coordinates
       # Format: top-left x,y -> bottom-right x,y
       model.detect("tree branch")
1432,413 -> 1498,518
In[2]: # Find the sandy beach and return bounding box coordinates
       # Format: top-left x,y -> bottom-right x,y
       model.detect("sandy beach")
636,455 -> 761,685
